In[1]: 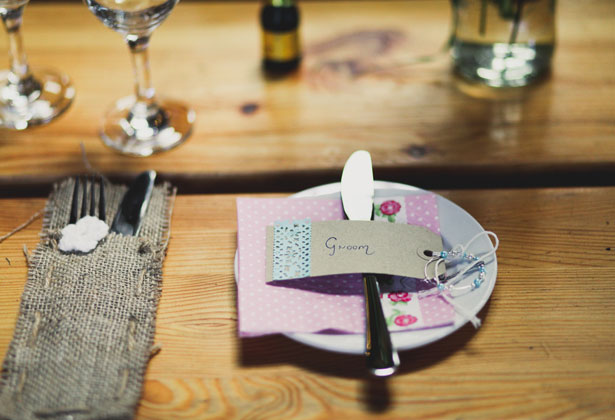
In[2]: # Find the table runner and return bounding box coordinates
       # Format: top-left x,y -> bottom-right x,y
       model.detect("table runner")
0,178 -> 173,420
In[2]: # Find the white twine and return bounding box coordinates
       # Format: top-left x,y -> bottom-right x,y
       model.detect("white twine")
420,231 -> 499,329
448,231 -> 499,286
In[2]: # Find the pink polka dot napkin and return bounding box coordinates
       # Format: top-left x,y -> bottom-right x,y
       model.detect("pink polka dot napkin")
236,194 -> 454,337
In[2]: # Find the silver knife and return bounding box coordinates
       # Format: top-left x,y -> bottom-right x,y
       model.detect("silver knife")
341,150 -> 399,376
111,170 -> 157,236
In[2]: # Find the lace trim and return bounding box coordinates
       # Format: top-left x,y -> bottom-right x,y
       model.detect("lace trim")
273,219 -> 311,280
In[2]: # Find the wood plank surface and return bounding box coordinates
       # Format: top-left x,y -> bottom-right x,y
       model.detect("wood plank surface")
1,0 -> 614,195
1,187 -> 614,418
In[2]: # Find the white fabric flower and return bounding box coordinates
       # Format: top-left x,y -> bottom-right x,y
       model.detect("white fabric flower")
58,216 -> 109,253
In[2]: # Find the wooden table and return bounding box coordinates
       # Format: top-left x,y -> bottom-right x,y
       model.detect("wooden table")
0,0 -> 614,195
1,187 -> 614,418
1,0 -> 614,418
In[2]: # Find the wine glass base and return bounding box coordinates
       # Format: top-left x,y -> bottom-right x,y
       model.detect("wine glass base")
100,96 -> 194,157
0,68 -> 74,130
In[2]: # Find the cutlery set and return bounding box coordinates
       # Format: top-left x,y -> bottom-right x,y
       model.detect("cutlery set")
0,169 -> 172,419
59,171 -> 157,253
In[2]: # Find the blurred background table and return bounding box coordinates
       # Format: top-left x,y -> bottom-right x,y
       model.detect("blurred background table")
0,0 -> 614,196
1,187 -> 613,418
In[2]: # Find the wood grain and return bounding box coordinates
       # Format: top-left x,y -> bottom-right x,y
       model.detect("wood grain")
0,0 -> 614,194
1,188 -> 614,418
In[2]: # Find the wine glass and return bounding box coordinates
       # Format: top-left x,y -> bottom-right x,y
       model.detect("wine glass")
84,0 -> 194,156
0,1 -> 74,129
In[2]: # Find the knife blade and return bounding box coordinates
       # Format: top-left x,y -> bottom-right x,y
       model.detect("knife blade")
341,150 -> 399,376
110,170 -> 157,236
341,150 -> 374,221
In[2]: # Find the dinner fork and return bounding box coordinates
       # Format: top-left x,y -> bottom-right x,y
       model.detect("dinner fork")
69,176 -> 106,225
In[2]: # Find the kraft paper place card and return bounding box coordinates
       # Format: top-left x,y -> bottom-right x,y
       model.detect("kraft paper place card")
265,220 -> 445,283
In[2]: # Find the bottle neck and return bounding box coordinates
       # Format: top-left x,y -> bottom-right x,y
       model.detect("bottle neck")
265,0 -> 295,6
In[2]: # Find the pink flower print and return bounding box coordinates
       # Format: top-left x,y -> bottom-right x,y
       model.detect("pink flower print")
380,200 -> 401,216
388,292 -> 411,303
394,314 -> 418,327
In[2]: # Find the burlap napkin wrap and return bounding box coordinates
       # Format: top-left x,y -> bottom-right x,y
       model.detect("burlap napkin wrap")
0,178 -> 174,420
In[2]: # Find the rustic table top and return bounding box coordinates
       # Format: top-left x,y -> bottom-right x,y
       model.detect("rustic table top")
0,0 -> 614,195
1,187 -> 613,418
1,0 -> 614,417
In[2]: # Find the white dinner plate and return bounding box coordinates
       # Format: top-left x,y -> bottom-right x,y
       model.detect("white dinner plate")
235,181 -> 497,354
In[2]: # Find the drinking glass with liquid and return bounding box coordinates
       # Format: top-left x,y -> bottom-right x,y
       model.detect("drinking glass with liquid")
0,0 -> 74,129
84,0 -> 194,156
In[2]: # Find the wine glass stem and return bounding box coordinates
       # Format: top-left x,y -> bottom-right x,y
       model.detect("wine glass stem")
126,34 -> 156,109
1,6 -> 31,82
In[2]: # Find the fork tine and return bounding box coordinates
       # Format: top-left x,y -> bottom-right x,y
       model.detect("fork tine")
98,178 -> 106,222
69,177 -> 80,224
90,176 -> 96,217
81,176 -> 88,219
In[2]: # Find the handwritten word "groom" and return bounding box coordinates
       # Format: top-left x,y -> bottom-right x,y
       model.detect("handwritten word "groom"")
325,237 -> 374,257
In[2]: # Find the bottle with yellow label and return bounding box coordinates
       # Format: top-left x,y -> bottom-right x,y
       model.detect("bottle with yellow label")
260,0 -> 301,74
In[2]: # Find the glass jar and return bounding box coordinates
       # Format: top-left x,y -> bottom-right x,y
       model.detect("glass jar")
450,0 -> 556,88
